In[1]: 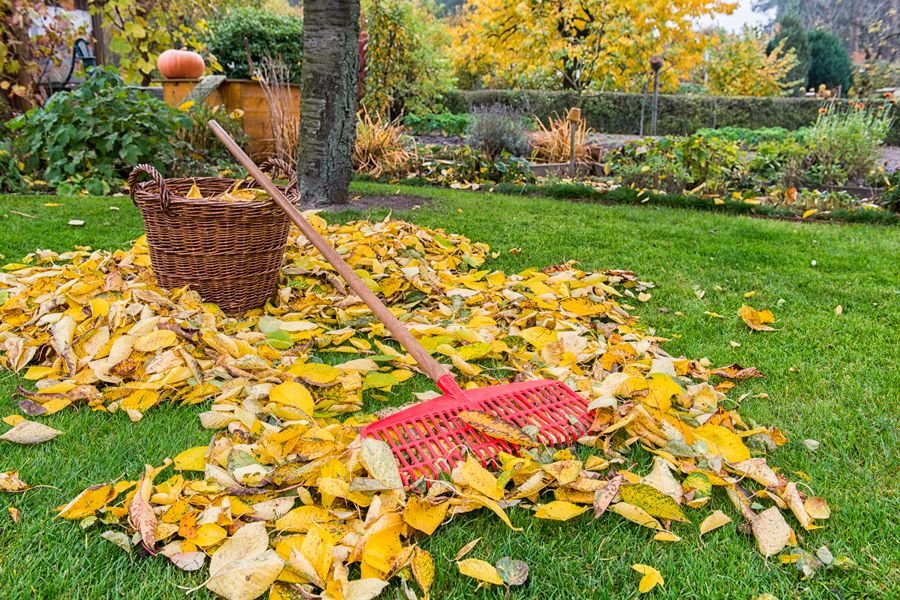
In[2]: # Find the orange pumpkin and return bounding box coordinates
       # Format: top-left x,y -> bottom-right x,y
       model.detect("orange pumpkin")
157,49 -> 206,80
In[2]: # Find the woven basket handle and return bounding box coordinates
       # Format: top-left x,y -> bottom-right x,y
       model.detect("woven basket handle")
129,164 -> 173,214
260,158 -> 299,202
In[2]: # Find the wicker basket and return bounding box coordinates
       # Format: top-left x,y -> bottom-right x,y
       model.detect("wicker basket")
128,160 -> 296,315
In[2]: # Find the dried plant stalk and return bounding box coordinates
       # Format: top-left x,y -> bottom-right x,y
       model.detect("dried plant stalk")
255,55 -> 299,166
530,115 -> 592,164
352,107 -> 414,178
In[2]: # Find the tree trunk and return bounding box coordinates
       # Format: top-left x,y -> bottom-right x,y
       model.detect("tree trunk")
298,0 -> 360,206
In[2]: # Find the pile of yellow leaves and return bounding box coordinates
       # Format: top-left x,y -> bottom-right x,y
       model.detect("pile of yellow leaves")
0,214 -> 829,598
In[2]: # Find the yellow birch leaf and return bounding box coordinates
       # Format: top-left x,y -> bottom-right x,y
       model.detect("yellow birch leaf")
192,523 -> 228,548
620,483 -> 688,522
287,362 -> 341,385
275,506 -> 334,533
699,510 -> 732,536
460,455 -> 503,500
738,305 -> 777,332
133,329 -> 179,352
2,415 -> 25,427
534,501 -> 588,521
270,381 -> 314,414
609,502 -> 663,530
653,531 -> 681,542
804,497 -> 830,520
457,558 -> 503,585
411,547 -> 435,595
403,496 -> 450,535
752,506 -> 792,557
57,484 -> 114,519
186,183 -> 203,199
632,564 -> 664,593
23,366 -> 55,381
694,423 -> 751,463
173,446 -> 208,471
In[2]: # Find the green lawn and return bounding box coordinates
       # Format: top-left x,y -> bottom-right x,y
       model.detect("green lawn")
1,184 -> 898,599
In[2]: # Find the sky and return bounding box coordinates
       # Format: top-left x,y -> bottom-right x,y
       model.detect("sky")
700,0 -> 774,32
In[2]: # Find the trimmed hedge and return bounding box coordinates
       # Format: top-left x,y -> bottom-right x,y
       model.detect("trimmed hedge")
444,90 -> 900,145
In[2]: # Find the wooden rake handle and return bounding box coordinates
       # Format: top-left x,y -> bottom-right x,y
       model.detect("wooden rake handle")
208,120 -> 462,396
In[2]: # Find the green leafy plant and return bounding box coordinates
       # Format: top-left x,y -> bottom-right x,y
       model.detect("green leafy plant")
6,68 -> 189,194
800,101 -> 893,185
415,145 -> 534,187
467,105 -> 530,159
0,139 -> 26,192
170,102 -> 247,177
208,8 -> 304,82
362,0 -> 455,117
695,126 -> 797,146
402,112 -> 471,136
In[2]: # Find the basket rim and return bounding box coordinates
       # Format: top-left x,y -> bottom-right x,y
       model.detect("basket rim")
132,178 -> 290,209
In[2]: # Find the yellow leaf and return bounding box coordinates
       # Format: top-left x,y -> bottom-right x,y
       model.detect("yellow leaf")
653,531 -> 681,542
620,483 -> 688,522
458,410 -> 537,447
192,523 -> 228,548
403,496 -> 450,535
2,415 -> 24,427
173,446 -> 207,471
411,547 -> 435,595
457,558 -> 503,585
738,305 -> 777,332
802,208 -> 818,219
632,564 -> 664,593
270,381 -> 314,414
57,484 -> 114,519
23,366 -> 55,381
694,423 -> 751,463
275,506 -> 334,533
534,500 -> 588,521
186,183 -> 203,199
460,455 -> 503,500
699,510 -> 732,536
804,496 -> 830,520
609,502 -> 663,530
288,362 -> 340,385
133,329 -> 179,352
89,298 -> 110,318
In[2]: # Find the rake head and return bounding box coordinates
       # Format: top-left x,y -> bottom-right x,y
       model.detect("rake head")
360,379 -> 592,486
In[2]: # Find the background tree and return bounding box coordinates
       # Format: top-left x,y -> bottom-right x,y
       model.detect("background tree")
754,0 -> 898,62
298,0 -> 360,206
450,0 -> 737,93
767,14 -> 810,94
361,0 -> 454,118
705,28 -> 800,96
807,29 -> 854,93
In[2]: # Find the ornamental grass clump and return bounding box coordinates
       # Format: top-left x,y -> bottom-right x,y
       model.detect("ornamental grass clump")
530,114 -> 592,164
352,108 -> 415,178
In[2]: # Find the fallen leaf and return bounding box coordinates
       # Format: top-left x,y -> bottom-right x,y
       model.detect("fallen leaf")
609,502 -> 663,530
594,475 -> 623,519
631,564 -> 664,593
411,547 -> 435,595
270,381 -> 314,414
534,500 -> 589,521
699,510 -> 732,536
453,537 -> 481,561
495,556 -> 528,586
173,446 -> 207,471
128,465 -> 157,553
0,471 -> 30,492
457,558 -> 503,586
752,506 -> 793,557
653,531 -> 681,542
100,530 -> 132,553
0,420 -> 63,444
739,305 -> 777,332
206,549 -> 284,600
403,496 -> 449,535
57,484 -> 113,519
458,410 -> 538,447
620,483 -> 687,522
360,438 -> 403,489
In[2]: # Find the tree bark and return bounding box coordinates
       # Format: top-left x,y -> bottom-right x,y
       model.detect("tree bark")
298,0 -> 360,206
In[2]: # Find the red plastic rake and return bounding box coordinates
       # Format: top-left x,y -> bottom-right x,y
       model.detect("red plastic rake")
209,121 -> 593,485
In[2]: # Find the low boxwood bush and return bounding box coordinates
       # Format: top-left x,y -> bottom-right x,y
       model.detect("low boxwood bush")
208,8 -> 304,82
6,67 -> 189,194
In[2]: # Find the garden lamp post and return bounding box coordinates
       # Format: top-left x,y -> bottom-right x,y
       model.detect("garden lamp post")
650,55 -> 663,136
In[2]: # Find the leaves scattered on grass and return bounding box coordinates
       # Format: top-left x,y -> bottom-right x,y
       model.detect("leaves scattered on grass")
0,214 -> 832,597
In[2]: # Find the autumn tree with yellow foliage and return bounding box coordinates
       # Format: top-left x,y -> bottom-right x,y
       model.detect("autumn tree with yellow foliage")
703,29 -> 801,97
450,0 -> 737,93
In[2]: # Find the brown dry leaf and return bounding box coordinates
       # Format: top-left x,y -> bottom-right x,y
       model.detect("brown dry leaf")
206,549 -> 284,600
0,420 -> 63,445
739,305 -> 777,332
594,475 -> 623,519
804,497 -> 830,520
752,506 -> 793,557
458,410 -> 538,447
128,466 -> 158,553
728,458 -> 779,487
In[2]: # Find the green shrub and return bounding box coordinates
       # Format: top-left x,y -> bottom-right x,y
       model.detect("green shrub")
208,8 -> 304,82
807,30 -> 853,94
801,102 -> 893,185
402,112 -> 471,136
6,68 -> 189,195
467,105 -> 530,159
0,139 -> 26,193
362,0 -> 455,117
695,126 -> 795,145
